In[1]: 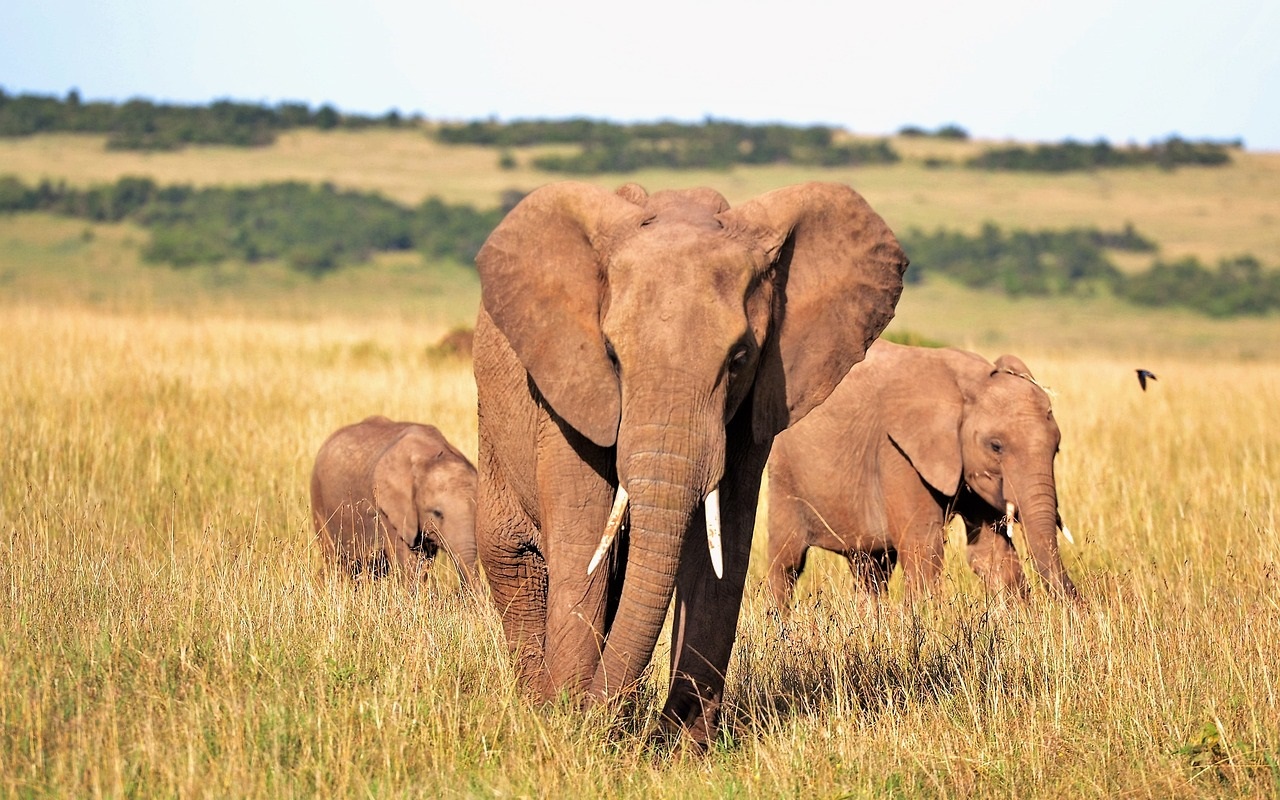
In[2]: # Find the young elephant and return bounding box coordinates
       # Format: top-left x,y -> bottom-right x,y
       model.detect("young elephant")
310,416 -> 481,591
766,340 -> 1078,610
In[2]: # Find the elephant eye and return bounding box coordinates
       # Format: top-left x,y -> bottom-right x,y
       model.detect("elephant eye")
727,346 -> 749,374
989,439 -> 1004,455
431,509 -> 444,520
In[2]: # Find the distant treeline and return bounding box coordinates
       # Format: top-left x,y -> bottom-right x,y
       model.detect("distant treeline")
1120,255 -> 1280,317
0,88 -> 408,150
900,223 -> 1280,317
3,174 -> 1276,316
0,175 -> 506,273
901,223 -> 1154,295
437,118 -> 901,172
3,91 -> 1242,173
897,123 -> 970,140
439,118 -> 1236,174
964,136 -> 1238,172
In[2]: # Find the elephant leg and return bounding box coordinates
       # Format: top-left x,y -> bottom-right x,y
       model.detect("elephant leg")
313,509 -> 338,568
321,503 -> 366,579
964,517 -> 1029,599
477,461 -> 549,696
881,462 -> 946,601
894,520 -> 946,602
349,505 -> 386,580
361,553 -> 390,580
765,491 -> 810,613
845,547 -> 895,596
450,554 -> 483,595
384,530 -> 410,582
661,426 -> 769,746
316,516 -> 358,580
388,535 -> 428,586
539,428 -> 616,699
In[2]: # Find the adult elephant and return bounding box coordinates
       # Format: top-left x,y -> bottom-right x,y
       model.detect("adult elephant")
473,180 -> 907,744
767,341 -> 1078,611
311,416 -> 482,592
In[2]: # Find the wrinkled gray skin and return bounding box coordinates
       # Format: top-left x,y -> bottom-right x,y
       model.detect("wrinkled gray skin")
311,416 -> 482,591
767,341 -> 1078,611
473,180 -> 907,745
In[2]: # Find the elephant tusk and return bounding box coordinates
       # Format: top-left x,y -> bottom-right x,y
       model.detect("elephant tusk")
587,485 -> 629,576
706,488 -> 724,579
1060,523 -> 1075,545
1005,502 -> 1016,529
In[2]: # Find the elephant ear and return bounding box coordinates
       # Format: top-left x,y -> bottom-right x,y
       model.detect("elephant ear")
475,182 -> 647,447
878,346 -> 966,496
373,436 -> 431,540
615,182 -> 648,204
721,182 -> 908,443
994,354 -> 1033,378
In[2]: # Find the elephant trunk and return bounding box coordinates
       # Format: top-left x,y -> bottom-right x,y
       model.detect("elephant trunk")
449,526 -> 483,594
589,393 -> 722,701
1012,475 -> 1078,600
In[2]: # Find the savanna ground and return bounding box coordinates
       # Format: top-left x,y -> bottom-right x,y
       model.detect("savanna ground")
1,130 -> 1278,797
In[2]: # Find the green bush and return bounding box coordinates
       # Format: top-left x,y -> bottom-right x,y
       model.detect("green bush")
0,174 -> 503,273
966,136 -> 1233,172
440,117 -> 900,173
1119,255 -> 1280,316
901,223 -> 1129,296
896,124 -> 968,140
141,225 -> 228,267
0,89 -> 406,150
0,175 -> 37,211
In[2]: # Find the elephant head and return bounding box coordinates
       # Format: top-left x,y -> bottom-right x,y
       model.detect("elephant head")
881,347 -> 1077,598
476,181 -> 907,722
374,432 -> 482,592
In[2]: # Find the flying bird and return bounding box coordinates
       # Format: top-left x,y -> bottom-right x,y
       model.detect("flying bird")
1136,369 -> 1157,391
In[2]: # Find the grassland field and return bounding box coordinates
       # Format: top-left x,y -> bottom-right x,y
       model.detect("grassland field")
0,128 -> 1278,797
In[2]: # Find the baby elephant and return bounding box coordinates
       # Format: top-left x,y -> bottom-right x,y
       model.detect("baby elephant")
311,416 -> 482,591
767,340 -> 1078,611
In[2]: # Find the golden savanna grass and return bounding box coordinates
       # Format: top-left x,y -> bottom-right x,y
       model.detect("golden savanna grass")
1,129 -> 1279,796
2,297 -> 1277,798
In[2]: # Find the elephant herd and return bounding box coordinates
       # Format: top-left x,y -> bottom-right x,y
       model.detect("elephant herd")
308,181 -> 1079,747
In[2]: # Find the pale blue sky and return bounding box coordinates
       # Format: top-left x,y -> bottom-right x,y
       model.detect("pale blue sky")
3,0 -> 1278,150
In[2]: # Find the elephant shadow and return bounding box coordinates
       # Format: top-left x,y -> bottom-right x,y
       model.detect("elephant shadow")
723,592 -> 1048,733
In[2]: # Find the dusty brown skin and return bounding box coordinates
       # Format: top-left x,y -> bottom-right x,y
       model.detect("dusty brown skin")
311,416 -> 482,591
473,181 -> 907,744
767,341 -> 1078,611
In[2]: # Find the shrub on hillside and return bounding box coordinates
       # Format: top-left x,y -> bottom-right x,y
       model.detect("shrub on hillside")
966,136 -> 1234,172
0,88 -> 407,150
900,223 -> 1126,296
1119,255 -> 1280,317
440,117 -> 900,173
897,124 -> 969,140
0,174 -> 503,273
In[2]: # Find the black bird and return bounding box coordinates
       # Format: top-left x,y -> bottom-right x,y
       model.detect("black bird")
1136,369 -> 1157,391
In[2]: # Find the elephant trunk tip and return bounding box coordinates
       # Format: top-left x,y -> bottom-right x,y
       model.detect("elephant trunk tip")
1057,577 -> 1082,605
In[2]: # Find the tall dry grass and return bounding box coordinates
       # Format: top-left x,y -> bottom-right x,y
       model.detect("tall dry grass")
2,301 -> 1278,798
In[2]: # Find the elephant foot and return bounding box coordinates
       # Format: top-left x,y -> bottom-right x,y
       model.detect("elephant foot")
646,718 -> 713,757
658,684 -> 722,750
